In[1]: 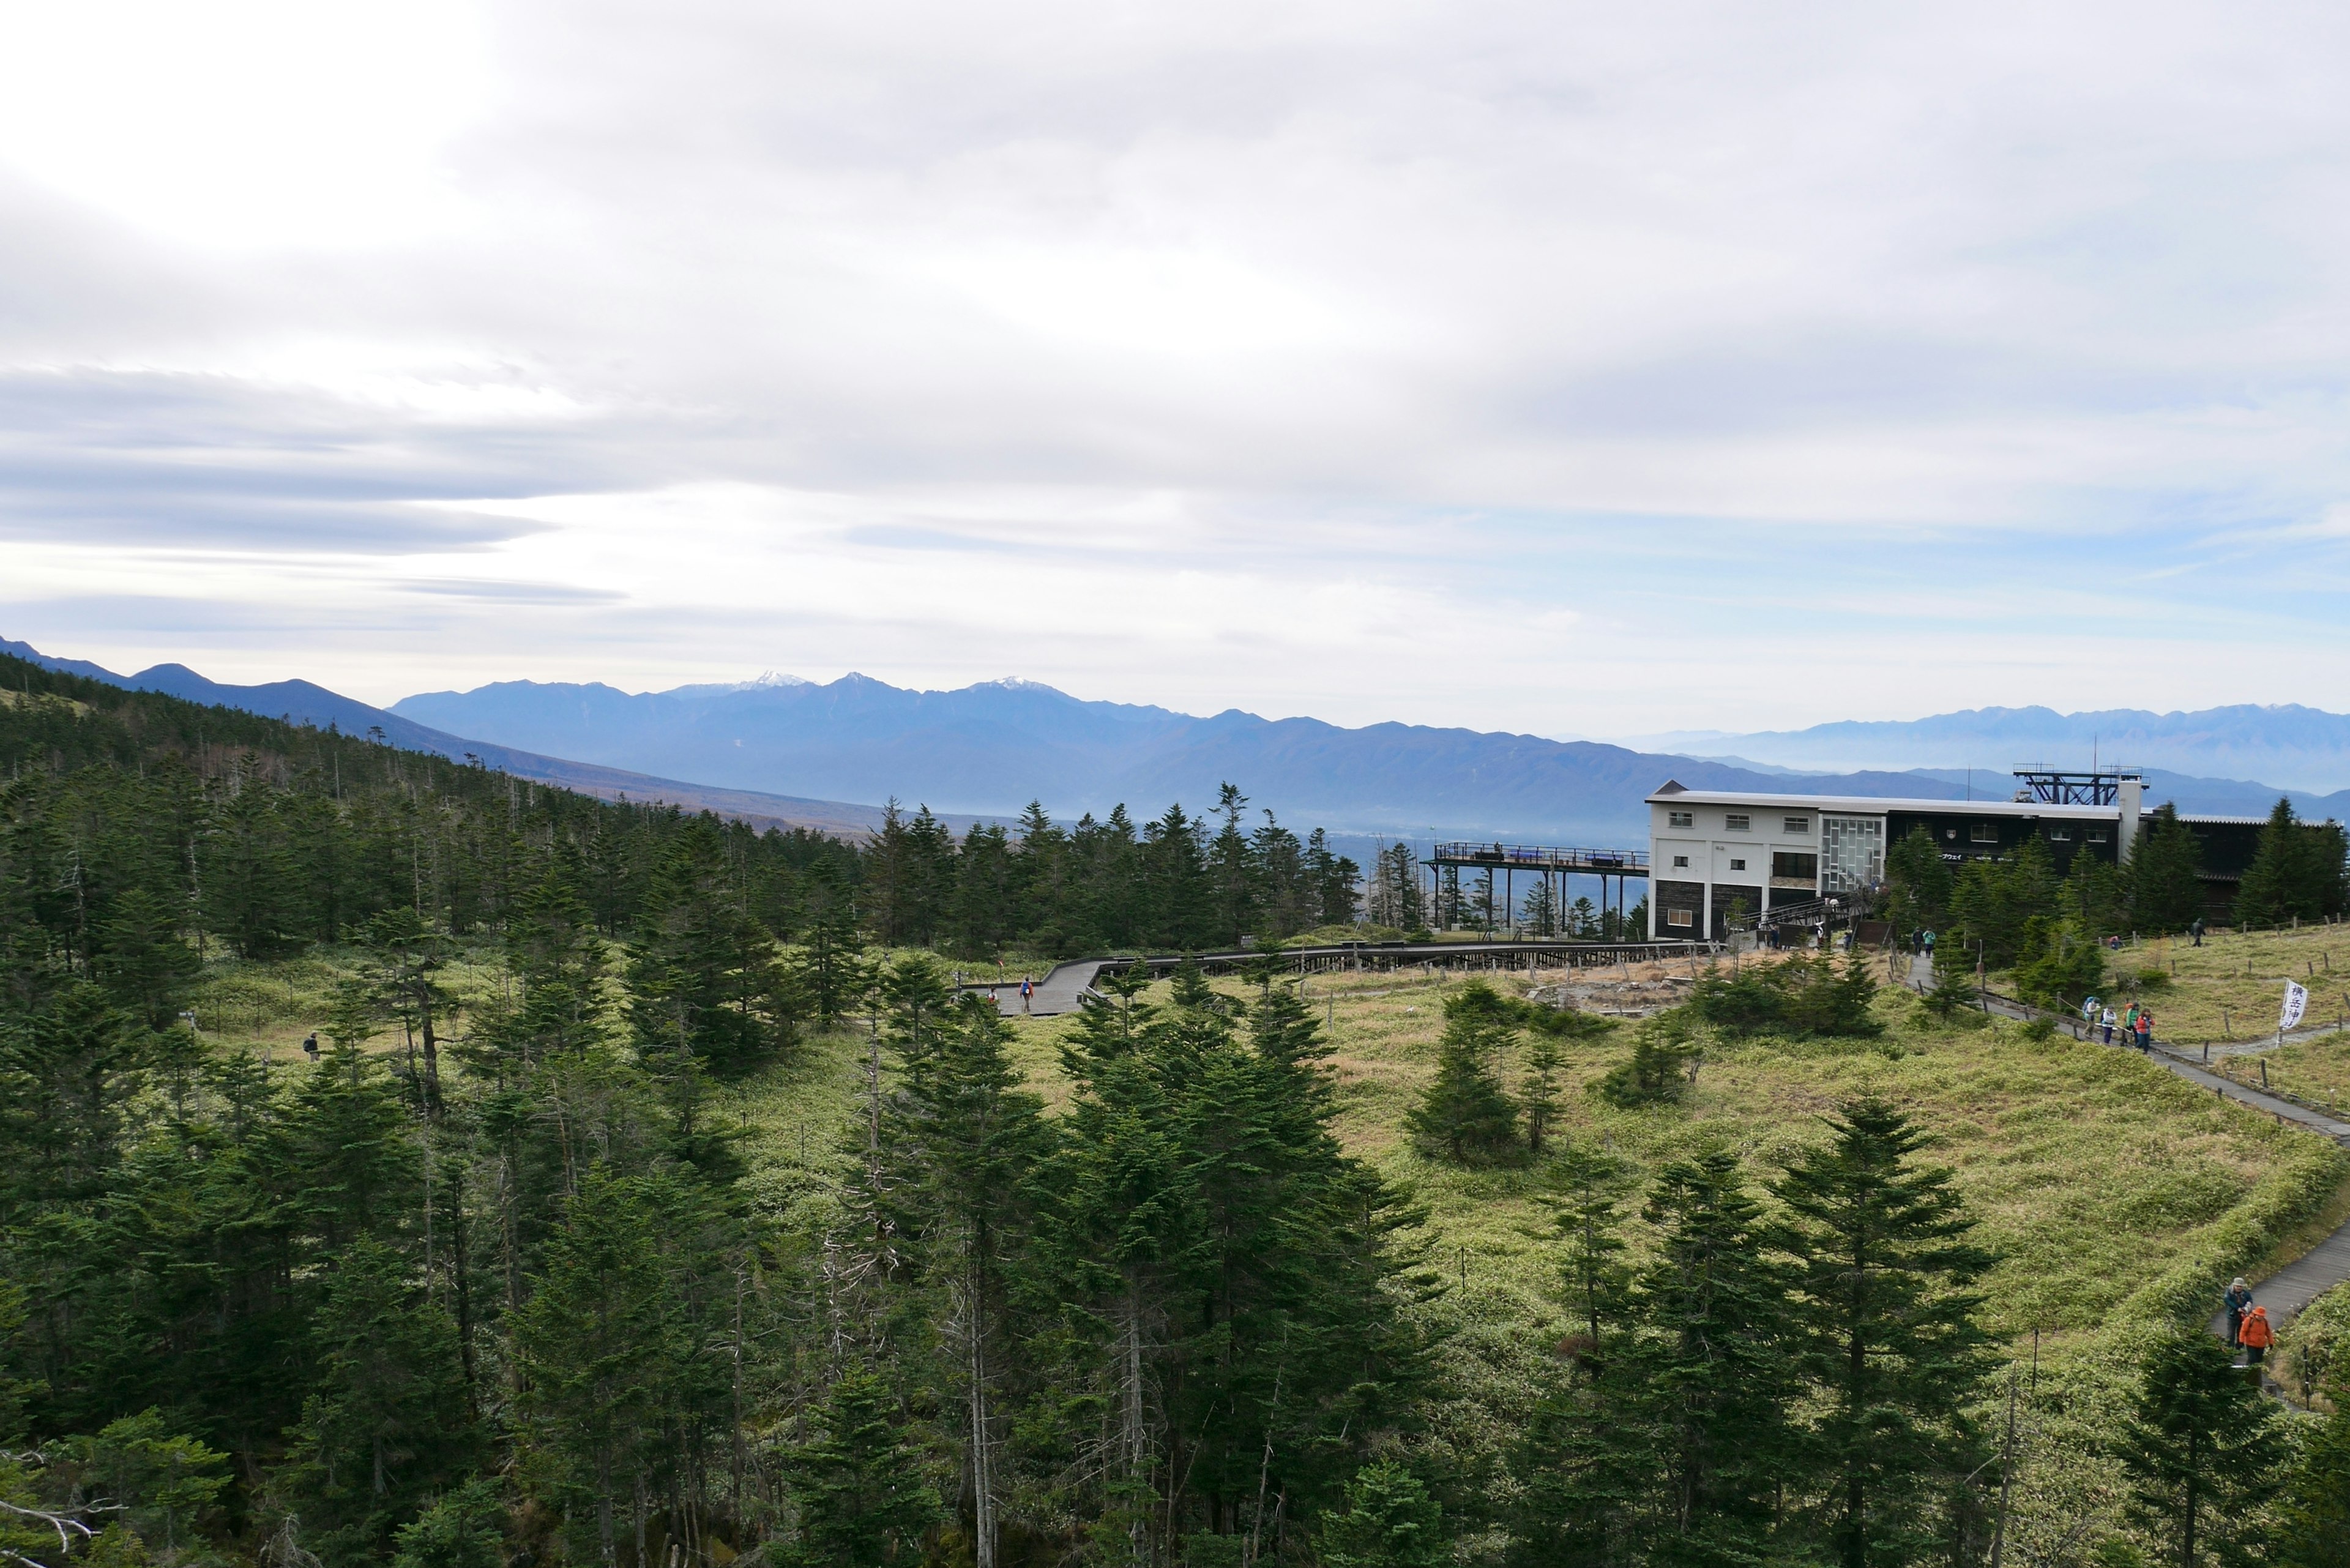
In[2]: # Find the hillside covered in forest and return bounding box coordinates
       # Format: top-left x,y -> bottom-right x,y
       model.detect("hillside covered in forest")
5,651 -> 2350,1567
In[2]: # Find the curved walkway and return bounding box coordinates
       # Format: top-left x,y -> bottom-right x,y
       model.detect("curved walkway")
1901,957 -> 2350,1348
955,958 -> 1128,1018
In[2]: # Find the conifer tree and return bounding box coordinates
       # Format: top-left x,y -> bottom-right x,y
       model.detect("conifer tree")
388,1480 -> 505,1568
1546,1143 -> 1630,1358
2272,1367 -> 2350,1566
1318,1461 -> 1446,1568
2130,805 -> 2207,933
781,1371 -> 938,1567
878,994 -> 1050,1568
1037,988 -> 1201,1558
2235,796 -> 2347,925
1509,1149 -> 1636,1568
1520,1032 -> 1565,1156
0,981 -> 143,1209
287,1020 -> 420,1254
279,1238 -> 479,1568
1884,826 -> 1953,937
1772,1098 -> 1994,1568
788,860 -> 869,1028
2114,1332 -> 2285,1568
1406,982 -> 1522,1164
1595,1014 -> 1699,1107
89,888 -> 200,1033
513,1172 -> 724,1568
626,819 -> 791,1082
1625,1149 -> 1800,1562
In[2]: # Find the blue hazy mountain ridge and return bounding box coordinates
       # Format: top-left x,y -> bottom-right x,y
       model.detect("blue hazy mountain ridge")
394,672 -> 1975,838
1662,704 -> 2350,794
0,638 -> 912,837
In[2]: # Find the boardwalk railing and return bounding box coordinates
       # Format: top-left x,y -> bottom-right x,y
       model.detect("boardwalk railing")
1428,842 -> 1651,875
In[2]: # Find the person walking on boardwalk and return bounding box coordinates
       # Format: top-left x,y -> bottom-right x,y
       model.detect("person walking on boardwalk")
1020,974 -> 1034,1014
2136,1006 -> 2154,1051
2100,1003 -> 2117,1044
2224,1277 -> 2254,1346
2239,1303 -> 2275,1372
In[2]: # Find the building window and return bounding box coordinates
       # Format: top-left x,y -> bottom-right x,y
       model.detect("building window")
1668,810 -> 1693,827
2048,826 -> 2070,842
1820,814 -> 1886,894
1971,823 -> 1998,843
1672,854 -> 1689,867
2088,829 -> 2108,843
1783,816 -> 1809,834
1725,813 -> 1750,831
1666,908 -> 1694,928
1773,851 -> 1818,879
1729,858 -> 1746,871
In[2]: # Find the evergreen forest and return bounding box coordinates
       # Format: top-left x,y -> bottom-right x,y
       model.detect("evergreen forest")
4,652 -> 2350,1567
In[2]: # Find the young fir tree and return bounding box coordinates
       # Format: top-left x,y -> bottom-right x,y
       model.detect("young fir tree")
388,1480 -> 505,1568
1520,1032 -> 1565,1156
2129,803 -> 2208,933
878,993 -> 1050,1568
625,818 -> 791,1083
1317,1460 -> 1447,1568
1950,837 -> 2062,969
1925,933 -> 1981,1018
2271,1365 -> 2350,1566
1772,1097 -> 1994,1568
1508,1148 -> 1636,1567
2235,796 -> 2348,926
788,859 -> 870,1028
2113,1332 -> 2286,1568
1037,988 -> 1203,1559
1595,1014 -> 1699,1107
278,1238 -> 480,1568
1884,825 -> 1953,937
89,887 -> 201,1033
0,980 -> 143,1210
288,1007 -> 423,1255
1406,982 -> 1523,1164
512,1171 -> 727,1568
1624,1149 -> 1801,1564
781,1370 -> 939,1567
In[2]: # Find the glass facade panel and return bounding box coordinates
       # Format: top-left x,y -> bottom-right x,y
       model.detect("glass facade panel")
1819,813 -> 1885,895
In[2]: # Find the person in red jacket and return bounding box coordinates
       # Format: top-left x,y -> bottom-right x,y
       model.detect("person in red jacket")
2239,1304 -> 2275,1370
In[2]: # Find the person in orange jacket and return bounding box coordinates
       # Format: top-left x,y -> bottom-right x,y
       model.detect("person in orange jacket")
2239,1303 -> 2275,1368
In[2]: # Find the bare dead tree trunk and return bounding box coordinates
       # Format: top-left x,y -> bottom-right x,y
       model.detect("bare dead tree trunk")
968,1260 -> 997,1568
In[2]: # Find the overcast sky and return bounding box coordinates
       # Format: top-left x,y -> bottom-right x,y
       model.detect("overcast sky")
6,0 -> 2350,736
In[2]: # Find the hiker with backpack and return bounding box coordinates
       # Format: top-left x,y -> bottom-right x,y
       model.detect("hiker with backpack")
2239,1303 -> 2275,1371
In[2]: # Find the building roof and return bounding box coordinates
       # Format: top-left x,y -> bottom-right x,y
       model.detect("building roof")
1646,782 -> 2123,820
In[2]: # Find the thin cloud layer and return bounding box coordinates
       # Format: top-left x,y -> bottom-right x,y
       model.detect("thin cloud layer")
4,0 -> 2350,734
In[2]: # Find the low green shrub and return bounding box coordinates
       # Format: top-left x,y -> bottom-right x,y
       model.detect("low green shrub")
1687,951 -> 1881,1037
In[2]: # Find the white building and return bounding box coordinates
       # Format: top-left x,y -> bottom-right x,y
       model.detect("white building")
1645,778 -> 2143,941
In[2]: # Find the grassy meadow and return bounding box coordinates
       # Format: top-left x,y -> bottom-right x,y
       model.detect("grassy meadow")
184,936 -> 2350,1551
198,939 -> 2350,1354
2100,919 -> 2350,1042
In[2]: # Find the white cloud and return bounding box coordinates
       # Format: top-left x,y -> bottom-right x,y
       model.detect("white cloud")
8,0 -> 2350,740
0,0 -> 488,248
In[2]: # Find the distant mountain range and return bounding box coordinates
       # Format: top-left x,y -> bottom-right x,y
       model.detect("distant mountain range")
0,638 -> 915,837
17,636 -> 2350,843
1635,705 -> 2350,794
387,671 -> 1997,841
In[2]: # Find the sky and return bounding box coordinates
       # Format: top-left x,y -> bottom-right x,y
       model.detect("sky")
7,0 -> 2350,737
